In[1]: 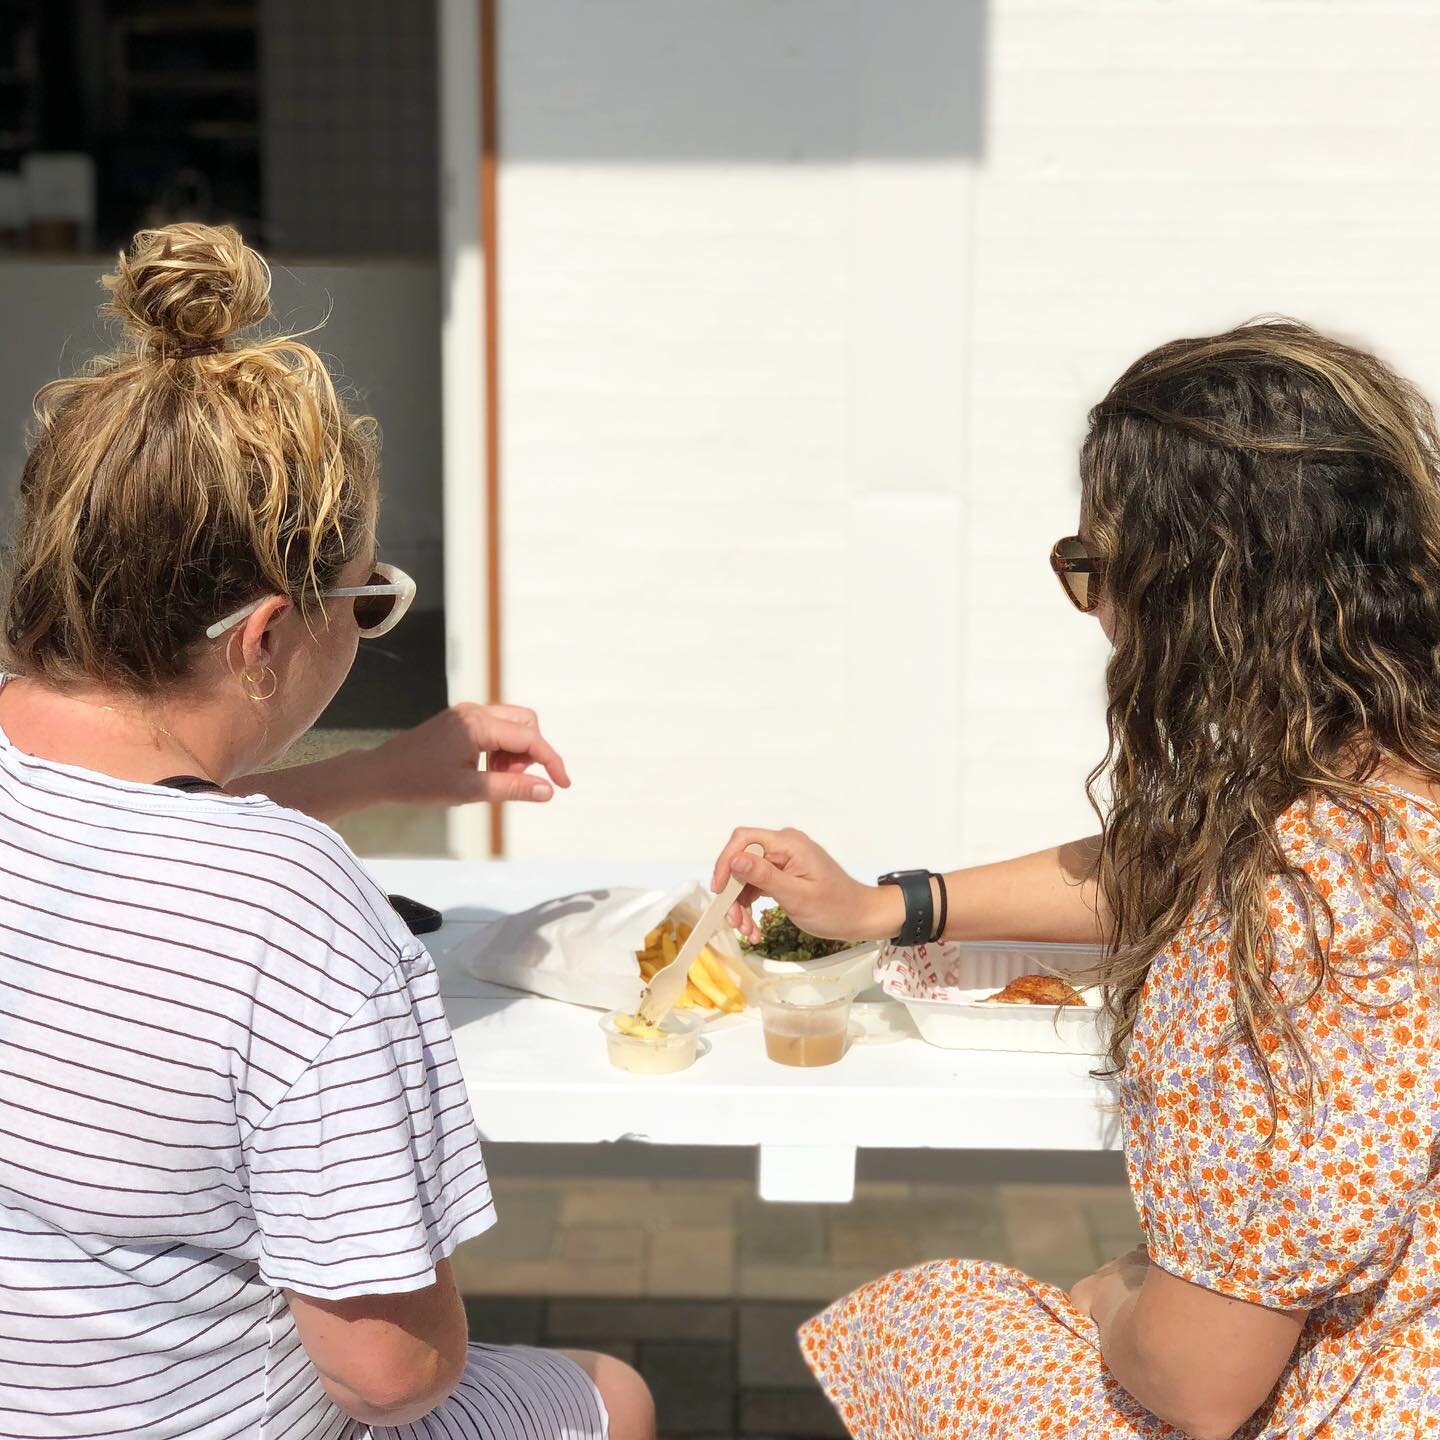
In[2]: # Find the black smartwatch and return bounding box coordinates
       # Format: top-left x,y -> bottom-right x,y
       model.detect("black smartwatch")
878,870 -> 934,947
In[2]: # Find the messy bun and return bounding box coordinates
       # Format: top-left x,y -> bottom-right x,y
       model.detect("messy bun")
102,222 -> 271,353
4,222 -> 379,693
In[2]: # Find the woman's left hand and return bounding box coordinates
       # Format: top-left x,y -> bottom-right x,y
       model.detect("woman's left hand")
1069,1246 -> 1150,1327
371,702 -> 571,807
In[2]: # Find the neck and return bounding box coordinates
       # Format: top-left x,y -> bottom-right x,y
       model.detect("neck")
1,675 -> 263,787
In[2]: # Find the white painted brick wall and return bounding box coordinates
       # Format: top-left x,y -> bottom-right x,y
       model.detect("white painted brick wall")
490,0 -> 1440,875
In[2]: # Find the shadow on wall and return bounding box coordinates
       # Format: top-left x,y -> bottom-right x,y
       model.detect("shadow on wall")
498,0 -> 987,163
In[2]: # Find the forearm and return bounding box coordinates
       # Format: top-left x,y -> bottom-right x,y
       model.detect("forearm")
231,746 -> 391,822
1095,1283 -> 1291,1440
1096,1294 -> 1200,1434
940,837 -> 1107,946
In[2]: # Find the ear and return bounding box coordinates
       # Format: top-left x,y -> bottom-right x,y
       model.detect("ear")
235,595 -> 292,670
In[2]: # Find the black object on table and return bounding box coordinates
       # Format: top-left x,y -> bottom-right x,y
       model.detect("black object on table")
388,893 -> 444,936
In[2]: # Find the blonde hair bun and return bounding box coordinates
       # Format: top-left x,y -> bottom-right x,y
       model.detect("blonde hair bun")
102,222 -> 271,351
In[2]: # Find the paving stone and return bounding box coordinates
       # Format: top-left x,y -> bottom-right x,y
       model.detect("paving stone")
648,1180 -> 747,1228
737,1304 -> 815,1390
452,1190 -> 560,1269
1083,1191 -> 1145,1256
826,1188 -> 1002,1268
458,1260 -> 646,1297
737,1264 -> 877,1304
585,1340 -> 639,1366
825,1220 -> 924,1272
640,1342 -> 736,1435
848,1180 -> 914,1200
464,1296 -> 545,1346
736,1201 -> 827,1265
557,1180 -> 743,1231
1000,1187 -> 1100,1290
558,1225 -> 649,1265
559,1181 -> 657,1226
647,1226 -> 735,1298
546,1300 -> 733,1345
739,1388 -> 846,1438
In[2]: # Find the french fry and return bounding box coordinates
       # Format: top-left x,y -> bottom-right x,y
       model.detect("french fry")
696,947 -> 745,1011
635,915 -> 747,1016
687,964 -> 725,1009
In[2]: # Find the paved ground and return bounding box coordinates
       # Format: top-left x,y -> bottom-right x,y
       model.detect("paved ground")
451,1171 -> 1143,1439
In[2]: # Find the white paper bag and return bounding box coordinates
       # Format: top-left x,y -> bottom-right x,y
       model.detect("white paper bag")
455,883 -> 753,1013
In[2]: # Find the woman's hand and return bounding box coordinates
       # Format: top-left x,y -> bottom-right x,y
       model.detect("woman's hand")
1069,1246 -> 1150,1328
711,827 -> 900,944
372,702 -> 571,807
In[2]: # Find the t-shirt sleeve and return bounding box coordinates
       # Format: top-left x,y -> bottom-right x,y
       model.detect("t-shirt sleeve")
1134,912 -> 1436,1312
243,945 -> 496,1298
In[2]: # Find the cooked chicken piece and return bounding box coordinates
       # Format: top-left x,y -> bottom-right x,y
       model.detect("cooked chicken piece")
979,973 -> 1085,1007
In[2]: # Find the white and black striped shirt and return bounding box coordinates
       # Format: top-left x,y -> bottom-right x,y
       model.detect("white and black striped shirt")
0,693 -> 496,1439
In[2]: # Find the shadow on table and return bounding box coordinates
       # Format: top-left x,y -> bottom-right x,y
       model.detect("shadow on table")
444,889 -> 611,930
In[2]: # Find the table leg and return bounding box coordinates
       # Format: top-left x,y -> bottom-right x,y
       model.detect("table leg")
757,1144 -> 857,1203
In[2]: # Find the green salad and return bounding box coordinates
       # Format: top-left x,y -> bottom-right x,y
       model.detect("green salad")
740,906 -> 860,964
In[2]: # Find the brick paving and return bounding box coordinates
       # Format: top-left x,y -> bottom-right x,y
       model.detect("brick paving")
452,1172 -> 1143,1439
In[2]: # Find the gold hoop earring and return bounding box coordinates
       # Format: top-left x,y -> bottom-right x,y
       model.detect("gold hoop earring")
240,665 -> 277,702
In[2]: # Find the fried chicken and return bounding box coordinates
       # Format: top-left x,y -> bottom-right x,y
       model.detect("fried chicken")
979,973 -> 1084,1007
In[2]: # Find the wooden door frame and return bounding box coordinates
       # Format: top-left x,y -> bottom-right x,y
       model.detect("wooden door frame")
438,0 -> 503,858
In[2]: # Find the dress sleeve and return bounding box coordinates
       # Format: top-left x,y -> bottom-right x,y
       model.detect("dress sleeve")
242,945 -> 496,1298
1131,909 -> 1437,1313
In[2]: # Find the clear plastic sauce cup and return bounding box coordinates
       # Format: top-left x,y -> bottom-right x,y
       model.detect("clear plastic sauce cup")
758,976 -> 853,1067
600,1010 -> 702,1075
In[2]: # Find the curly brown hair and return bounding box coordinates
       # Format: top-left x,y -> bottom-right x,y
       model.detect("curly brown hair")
1082,318 -> 1440,1098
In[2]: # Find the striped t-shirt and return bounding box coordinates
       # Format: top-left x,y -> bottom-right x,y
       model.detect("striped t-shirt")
0,700 -> 496,1439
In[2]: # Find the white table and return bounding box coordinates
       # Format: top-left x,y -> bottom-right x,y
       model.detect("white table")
371,860 -> 1119,1203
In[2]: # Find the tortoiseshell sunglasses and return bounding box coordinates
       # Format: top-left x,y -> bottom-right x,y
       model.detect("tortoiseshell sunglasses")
1049,535 -> 1105,614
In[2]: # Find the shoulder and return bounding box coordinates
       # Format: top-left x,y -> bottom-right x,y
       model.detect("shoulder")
200,794 -> 419,966
146,794 -> 424,1038
1134,788 -> 1436,1072
187,800 -> 435,1122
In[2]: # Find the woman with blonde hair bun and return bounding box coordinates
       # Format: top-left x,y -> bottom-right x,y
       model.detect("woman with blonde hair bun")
0,224 -> 652,1440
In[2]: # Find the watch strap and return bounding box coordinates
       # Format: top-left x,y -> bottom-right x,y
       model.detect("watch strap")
878,870 -> 934,947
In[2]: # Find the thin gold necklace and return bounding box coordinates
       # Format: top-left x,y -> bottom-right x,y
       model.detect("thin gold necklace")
87,700 -> 217,784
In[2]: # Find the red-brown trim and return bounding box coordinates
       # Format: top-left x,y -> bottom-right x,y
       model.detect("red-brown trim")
480,0 -> 503,856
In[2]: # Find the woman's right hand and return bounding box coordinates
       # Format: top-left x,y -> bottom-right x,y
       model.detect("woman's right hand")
711,827 -> 900,944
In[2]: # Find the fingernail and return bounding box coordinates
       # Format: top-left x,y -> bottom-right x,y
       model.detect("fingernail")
732,856 -> 750,873
533,783 -> 553,801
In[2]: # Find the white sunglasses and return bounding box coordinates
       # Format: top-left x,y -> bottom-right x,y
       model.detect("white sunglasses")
204,561 -> 417,641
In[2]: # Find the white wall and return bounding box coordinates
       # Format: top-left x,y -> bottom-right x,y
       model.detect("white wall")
491,0 -> 1440,871
0,258 -> 444,607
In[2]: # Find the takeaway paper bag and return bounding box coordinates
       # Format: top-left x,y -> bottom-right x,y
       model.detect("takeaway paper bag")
455,883 -> 753,1013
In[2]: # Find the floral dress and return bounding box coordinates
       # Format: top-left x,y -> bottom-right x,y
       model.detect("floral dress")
802,785 -> 1440,1438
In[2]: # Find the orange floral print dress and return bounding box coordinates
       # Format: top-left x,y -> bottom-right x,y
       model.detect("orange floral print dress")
802,785 -> 1440,1438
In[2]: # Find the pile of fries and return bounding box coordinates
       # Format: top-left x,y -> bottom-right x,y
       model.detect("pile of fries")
636,918 -> 746,1014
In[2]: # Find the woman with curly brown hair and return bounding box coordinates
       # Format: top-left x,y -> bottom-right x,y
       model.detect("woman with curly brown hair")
0,224 -> 651,1440
714,320 -> 1440,1438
